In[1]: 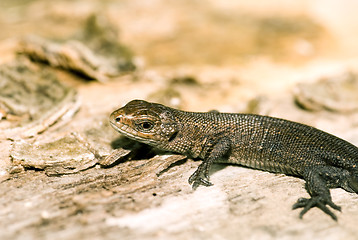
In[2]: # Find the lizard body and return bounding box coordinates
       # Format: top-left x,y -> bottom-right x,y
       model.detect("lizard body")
109,99 -> 358,220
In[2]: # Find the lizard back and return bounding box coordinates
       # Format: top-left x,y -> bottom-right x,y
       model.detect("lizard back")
160,109 -> 358,195
109,99 -> 358,220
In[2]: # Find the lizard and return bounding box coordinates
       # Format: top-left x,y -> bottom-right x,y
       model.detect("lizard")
108,99 -> 358,220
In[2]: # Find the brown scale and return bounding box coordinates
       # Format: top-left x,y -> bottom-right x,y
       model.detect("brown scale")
109,99 -> 358,221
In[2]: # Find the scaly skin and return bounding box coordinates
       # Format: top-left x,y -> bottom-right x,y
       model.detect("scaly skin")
109,100 -> 358,220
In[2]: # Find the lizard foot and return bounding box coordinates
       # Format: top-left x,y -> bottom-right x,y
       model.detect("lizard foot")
292,196 -> 341,221
188,167 -> 213,190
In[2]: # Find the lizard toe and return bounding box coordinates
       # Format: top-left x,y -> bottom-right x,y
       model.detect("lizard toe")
327,199 -> 341,211
292,198 -> 310,209
292,196 -> 340,221
191,178 -> 213,190
188,171 -> 213,189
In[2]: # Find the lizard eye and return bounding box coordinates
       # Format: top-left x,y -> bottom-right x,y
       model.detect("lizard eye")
115,117 -> 121,122
138,121 -> 154,131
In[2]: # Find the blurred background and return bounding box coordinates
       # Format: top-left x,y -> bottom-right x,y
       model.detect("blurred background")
1,0 -> 358,64
2,0 -> 358,113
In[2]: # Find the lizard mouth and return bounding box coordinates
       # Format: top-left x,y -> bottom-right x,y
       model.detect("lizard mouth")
109,120 -> 157,145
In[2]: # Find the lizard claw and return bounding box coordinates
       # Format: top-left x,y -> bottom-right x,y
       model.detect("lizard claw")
188,169 -> 213,190
188,161 -> 214,189
292,197 -> 341,221
190,178 -> 213,190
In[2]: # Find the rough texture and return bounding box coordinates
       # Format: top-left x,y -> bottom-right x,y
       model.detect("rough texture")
0,61 -> 79,139
109,100 -> 358,220
10,133 -> 96,175
1,0 -> 358,239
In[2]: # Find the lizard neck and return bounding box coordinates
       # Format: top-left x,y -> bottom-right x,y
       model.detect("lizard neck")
157,111 -> 219,159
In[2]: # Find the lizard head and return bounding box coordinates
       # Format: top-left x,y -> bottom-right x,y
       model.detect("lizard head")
109,100 -> 179,146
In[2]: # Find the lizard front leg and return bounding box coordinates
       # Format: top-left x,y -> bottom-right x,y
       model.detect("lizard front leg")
188,137 -> 231,189
292,166 -> 342,220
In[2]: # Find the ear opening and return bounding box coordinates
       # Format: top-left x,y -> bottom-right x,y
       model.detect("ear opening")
168,130 -> 179,142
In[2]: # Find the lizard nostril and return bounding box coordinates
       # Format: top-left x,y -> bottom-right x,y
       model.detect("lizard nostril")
115,117 -> 121,122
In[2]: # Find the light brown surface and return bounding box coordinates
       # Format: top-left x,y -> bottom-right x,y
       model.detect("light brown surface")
1,0 -> 358,239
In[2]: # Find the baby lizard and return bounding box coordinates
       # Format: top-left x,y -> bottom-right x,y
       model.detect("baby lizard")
109,99 -> 358,220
